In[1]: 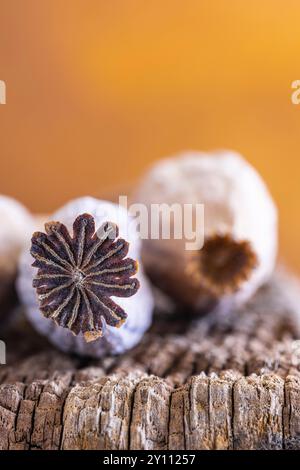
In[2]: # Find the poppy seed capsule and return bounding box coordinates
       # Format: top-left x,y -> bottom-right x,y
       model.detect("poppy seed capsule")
17,197 -> 154,357
0,195 -> 34,322
133,151 -> 278,313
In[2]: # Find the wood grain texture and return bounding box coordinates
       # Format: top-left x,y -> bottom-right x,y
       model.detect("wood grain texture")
1,270 -> 300,450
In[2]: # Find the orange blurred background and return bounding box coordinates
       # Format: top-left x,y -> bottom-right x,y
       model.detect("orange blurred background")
1,0 -> 300,271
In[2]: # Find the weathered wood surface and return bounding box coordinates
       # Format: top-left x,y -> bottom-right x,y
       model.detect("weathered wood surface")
1,270 -> 300,450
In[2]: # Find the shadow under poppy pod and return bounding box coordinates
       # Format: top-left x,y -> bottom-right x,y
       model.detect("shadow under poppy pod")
17,197 -> 154,357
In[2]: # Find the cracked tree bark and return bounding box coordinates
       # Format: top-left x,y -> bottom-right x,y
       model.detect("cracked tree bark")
1,270 -> 300,450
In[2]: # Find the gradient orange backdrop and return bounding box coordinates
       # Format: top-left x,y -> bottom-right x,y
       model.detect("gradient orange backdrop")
1,0 -> 300,272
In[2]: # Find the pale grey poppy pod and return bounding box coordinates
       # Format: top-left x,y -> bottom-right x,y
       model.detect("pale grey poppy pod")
133,151 -> 278,314
0,195 -> 34,323
17,197 -> 154,357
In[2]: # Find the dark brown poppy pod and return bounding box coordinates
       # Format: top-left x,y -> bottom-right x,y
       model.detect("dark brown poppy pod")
17,197 -> 154,357
133,151 -> 278,314
0,195 -> 34,324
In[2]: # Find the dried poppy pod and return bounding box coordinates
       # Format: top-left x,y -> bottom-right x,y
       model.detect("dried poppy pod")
17,197 -> 154,357
133,150 -> 278,313
0,195 -> 34,323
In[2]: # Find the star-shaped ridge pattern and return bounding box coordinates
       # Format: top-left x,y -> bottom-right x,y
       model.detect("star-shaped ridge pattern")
31,213 -> 140,342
